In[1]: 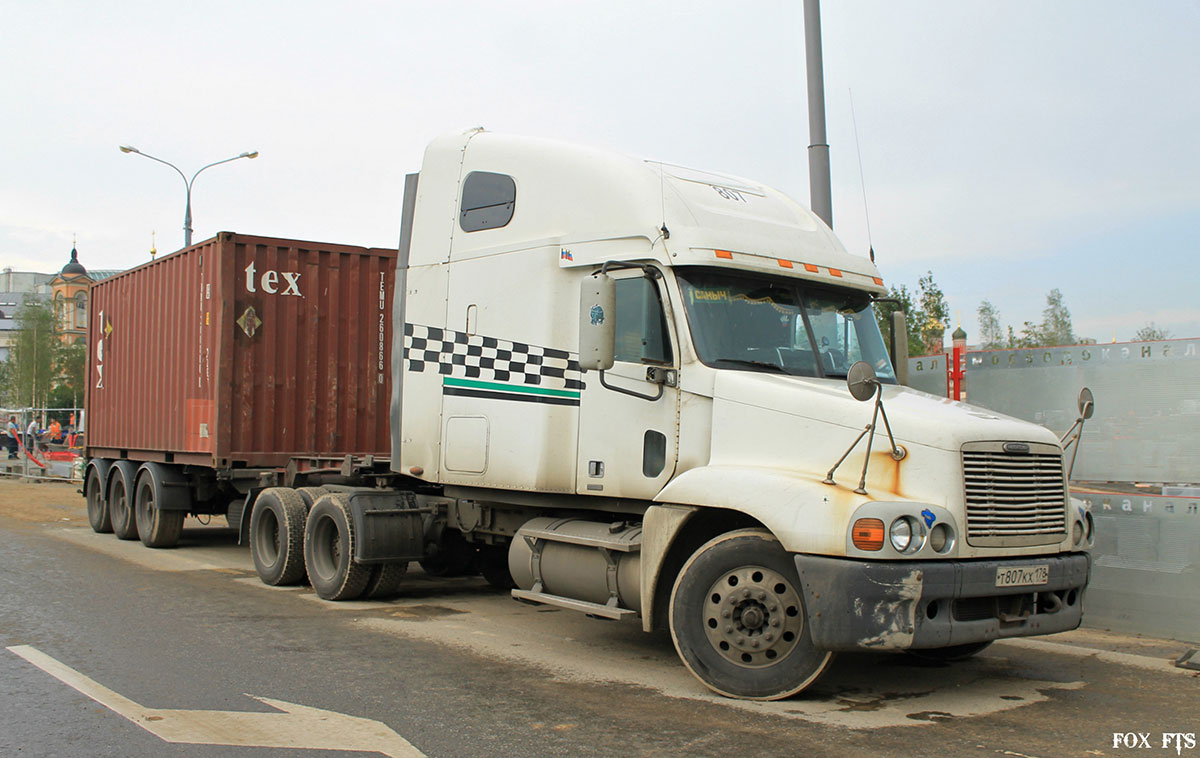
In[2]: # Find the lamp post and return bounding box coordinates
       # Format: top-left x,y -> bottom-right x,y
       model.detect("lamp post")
119,145 -> 258,248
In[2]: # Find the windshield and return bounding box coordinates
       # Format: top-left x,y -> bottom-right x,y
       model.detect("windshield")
676,267 -> 897,382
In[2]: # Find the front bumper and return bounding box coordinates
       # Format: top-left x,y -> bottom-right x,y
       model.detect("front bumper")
793,552 -> 1091,652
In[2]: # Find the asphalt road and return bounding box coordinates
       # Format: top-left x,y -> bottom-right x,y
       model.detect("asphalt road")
1,479 -> 1197,758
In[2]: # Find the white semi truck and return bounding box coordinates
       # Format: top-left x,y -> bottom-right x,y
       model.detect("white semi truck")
89,129 -> 1094,700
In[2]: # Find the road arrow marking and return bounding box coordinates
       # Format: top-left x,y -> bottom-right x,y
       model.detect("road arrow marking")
7,645 -> 424,758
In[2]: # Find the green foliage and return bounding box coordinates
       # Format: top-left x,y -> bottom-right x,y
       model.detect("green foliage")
1038,288 -> 1075,347
976,299 -> 1005,349
1134,322 -> 1171,341
976,289 -> 1077,349
874,283 -> 925,358
4,296 -> 57,409
917,271 -> 949,333
53,338 -> 87,408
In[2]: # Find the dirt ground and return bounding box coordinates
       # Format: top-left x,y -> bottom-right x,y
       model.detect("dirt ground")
0,478 -> 86,525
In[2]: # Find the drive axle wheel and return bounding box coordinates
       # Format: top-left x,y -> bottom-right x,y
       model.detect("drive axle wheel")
669,529 -> 833,700
251,488 -> 309,585
304,494 -> 370,601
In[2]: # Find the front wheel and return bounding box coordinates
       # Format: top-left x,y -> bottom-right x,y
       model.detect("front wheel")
669,529 -> 833,700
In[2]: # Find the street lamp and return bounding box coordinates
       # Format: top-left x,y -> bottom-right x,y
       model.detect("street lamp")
119,145 -> 259,248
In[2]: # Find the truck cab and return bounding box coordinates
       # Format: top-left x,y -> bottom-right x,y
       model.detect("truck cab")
385,128 -> 1092,699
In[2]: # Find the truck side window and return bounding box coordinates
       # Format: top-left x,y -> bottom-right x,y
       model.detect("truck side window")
460,171 -> 516,232
614,277 -> 672,365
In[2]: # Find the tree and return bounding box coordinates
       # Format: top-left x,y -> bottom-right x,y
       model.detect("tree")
3,297 -> 57,410
1038,288 -> 1075,347
1016,320 -> 1042,348
52,338 -> 88,409
916,271 -> 949,355
874,283 -> 925,359
976,299 -> 1005,349
1134,322 -> 1171,341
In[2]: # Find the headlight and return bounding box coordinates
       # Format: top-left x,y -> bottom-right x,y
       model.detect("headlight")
889,516 -> 916,553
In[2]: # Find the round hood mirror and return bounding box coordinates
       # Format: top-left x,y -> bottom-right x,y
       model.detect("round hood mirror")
1078,387 -> 1094,420
847,361 -> 879,402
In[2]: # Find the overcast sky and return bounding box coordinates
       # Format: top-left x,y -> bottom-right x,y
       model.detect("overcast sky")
2,0 -> 1197,343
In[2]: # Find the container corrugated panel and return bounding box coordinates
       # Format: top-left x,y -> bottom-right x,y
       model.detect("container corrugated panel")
86,233 -> 397,469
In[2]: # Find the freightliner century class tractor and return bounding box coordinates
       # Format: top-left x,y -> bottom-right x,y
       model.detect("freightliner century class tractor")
83,129 -> 1094,700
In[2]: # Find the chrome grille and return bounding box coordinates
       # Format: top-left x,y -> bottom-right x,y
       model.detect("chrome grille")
962,441 -> 1067,547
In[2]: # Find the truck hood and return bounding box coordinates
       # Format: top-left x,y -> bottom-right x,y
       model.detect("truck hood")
710,370 -> 1060,453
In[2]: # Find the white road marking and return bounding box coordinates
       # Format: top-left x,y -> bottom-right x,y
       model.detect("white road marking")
7,645 -> 424,758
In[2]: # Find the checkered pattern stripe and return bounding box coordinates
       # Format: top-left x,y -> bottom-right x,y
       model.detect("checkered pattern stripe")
403,323 -> 585,391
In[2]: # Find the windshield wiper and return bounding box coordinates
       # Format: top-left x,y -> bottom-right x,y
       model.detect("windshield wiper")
711,358 -> 790,374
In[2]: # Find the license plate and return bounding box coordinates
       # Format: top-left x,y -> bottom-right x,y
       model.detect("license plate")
995,565 -> 1050,588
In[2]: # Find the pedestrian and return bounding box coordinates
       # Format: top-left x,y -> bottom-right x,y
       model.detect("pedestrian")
48,419 -> 62,444
26,418 -> 38,451
4,416 -> 18,459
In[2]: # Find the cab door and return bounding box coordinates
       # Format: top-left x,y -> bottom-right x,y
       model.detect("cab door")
576,269 -> 679,499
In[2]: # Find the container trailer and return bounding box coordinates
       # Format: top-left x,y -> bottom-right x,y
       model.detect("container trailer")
84,130 -> 1093,699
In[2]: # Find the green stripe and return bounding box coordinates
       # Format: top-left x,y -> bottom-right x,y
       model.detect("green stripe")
443,376 -> 580,399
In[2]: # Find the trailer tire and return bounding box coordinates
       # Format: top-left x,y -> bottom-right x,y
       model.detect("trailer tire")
250,488 -> 309,585
85,460 -> 113,533
295,486 -> 330,513
363,562 -> 409,599
304,494 -> 370,601
107,460 -> 140,541
134,465 -> 186,548
669,529 -> 833,700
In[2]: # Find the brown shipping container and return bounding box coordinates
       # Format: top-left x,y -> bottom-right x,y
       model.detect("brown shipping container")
86,233 -> 397,469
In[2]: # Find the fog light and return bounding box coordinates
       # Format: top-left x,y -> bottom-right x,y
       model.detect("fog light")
889,516 -> 915,553
929,523 -> 953,553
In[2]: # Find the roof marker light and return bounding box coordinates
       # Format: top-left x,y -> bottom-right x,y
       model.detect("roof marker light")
777,259 -> 793,268
715,250 -> 733,259
828,268 -> 843,277
804,263 -> 819,273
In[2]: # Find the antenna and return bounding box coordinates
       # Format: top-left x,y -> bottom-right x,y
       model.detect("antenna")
849,88 -> 874,262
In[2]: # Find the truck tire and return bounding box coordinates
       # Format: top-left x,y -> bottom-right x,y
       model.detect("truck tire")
107,460 -> 140,541
419,529 -> 478,577
85,460 -> 113,533
479,545 -> 516,589
295,486 -> 330,513
134,465 -> 186,548
669,529 -> 833,700
250,488 -> 309,585
363,562 -> 409,599
304,493 -> 370,601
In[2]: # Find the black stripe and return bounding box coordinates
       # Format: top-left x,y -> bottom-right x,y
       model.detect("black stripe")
443,386 -> 580,407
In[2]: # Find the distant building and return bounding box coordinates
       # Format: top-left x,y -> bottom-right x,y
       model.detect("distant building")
0,246 -> 122,361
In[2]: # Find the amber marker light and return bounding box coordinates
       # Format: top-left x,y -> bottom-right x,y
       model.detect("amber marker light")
852,518 -> 885,551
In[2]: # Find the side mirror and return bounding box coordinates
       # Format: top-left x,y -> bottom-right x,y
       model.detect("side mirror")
847,361 -> 879,402
891,310 -> 909,386
1078,387 -> 1094,420
579,273 -> 615,371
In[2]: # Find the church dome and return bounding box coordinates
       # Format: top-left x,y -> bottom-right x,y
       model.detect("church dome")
61,246 -> 88,277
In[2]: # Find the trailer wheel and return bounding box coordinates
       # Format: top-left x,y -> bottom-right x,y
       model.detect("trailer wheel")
908,641 -> 993,662
134,465 -> 186,548
250,488 -> 309,585
363,562 -> 409,600
669,529 -> 833,700
107,460 -> 140,541
295,486 -> 330,513
85,461 -> 113,533
304,494 -> 370,600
